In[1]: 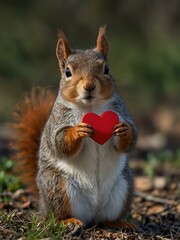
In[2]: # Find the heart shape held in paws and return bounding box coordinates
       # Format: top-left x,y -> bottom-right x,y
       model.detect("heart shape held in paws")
82,111 -> 119,145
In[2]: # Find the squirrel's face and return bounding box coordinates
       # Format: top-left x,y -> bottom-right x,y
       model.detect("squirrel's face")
60,51 -> 114,106
56,26 -> 114,107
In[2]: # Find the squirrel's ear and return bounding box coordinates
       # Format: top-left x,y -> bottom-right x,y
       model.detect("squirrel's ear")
96,25 -> 109,59
56,31 -> 71,71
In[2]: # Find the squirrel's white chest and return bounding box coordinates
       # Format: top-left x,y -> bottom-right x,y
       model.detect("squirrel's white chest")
56,138 -> 128,225
55,104 -> 129,225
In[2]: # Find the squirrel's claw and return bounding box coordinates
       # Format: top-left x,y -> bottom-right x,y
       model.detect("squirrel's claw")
113,122 -> 132,139
113,122 -> 134,152
75,123 -> 94,138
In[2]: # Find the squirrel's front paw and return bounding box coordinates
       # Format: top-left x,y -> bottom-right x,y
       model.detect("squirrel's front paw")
113,122 -> 133,152
113,122 -> 132,139
65,123 -> 93,156
75,123 -> 94,139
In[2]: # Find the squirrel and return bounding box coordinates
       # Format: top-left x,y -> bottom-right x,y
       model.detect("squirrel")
11,26 -> 138,228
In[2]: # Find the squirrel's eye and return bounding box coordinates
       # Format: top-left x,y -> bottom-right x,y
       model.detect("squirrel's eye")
65,67 -> 72,78
104,64 -> 109,75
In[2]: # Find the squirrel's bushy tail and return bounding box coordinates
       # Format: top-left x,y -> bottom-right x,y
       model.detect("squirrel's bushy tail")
10,88 -> 55,198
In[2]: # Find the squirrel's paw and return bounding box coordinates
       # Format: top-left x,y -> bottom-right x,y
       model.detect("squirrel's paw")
113,122 -> 132,139
75,123 -> 94,139
61,217 -> 84,227
103,220 -> 136,231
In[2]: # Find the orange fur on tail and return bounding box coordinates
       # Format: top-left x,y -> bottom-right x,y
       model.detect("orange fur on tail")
10,88 -> 56,199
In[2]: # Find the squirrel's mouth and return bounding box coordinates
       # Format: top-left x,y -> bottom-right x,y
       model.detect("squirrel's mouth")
82,93 -> 94,99
84,96 -> 94,100
82,95 -> 95,102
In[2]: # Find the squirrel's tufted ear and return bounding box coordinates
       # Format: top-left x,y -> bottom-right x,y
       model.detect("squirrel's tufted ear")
56,30 -> 71,71
96,25 -> 109,59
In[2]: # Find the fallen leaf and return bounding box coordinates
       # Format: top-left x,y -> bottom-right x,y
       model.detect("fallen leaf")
153,177 -> 167,190
135,177 -> 153,192
177,204 -> 180,213
147,205 -> 164,215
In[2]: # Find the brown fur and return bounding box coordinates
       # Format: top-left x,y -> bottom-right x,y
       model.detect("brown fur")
60,177 -> 72,219
62,218 -> 83,226
64,127 -> 82,156
96,25 -> 109,59
61,78 -> 79,103
37,166 -> 72,220
61,68 -> 114,104
118,123 -> 133,152
10,88 -> 55,199
102,220 -> 136,230
56,30 -> 71,72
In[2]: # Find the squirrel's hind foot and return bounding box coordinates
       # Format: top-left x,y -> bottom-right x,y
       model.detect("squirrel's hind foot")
61,217 -> 84,227
102,220 -> 136,231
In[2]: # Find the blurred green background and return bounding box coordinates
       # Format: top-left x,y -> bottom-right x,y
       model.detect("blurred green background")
0,0 -> 179,152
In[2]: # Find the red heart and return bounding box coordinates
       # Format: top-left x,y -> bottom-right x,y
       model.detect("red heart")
82,111 -> 119,145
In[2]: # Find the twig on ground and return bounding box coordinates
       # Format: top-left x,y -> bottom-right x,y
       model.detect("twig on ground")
0,192 -> 13,197
135,191 -> 176,205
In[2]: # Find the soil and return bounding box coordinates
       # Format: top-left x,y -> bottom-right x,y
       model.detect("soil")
0,172 -> 179,240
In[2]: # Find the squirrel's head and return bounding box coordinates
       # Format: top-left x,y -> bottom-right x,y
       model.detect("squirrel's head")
56,26 -> 114,107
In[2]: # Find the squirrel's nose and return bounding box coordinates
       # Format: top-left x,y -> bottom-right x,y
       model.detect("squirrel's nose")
83,81 -> 96,92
